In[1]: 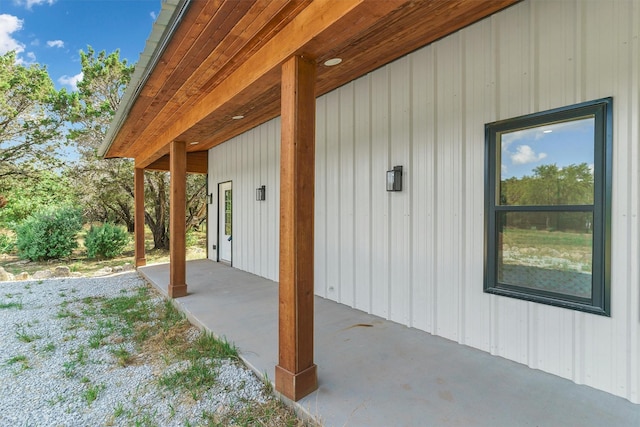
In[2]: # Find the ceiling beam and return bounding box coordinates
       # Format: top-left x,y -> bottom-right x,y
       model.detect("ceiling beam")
134,0 -> 409,168
143,151 -> 208,174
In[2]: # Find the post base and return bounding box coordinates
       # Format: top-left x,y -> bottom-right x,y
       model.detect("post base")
135,257 -> 147,267
168,284 -> 188,298
275,364 -> 317,401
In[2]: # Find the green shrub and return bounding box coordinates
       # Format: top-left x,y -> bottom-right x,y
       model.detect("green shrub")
0,231 -> 15,254
15,206 -> 83,261
185,229 -> 198,247
85,223 -> 130,259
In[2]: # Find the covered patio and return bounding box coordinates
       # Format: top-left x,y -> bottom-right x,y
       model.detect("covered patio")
139,259 -> 639,427
99,0 -> 522,400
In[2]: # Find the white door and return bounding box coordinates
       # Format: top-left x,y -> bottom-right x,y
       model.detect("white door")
218,181 -> 232,263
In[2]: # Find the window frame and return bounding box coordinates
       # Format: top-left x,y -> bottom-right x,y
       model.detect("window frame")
484,97 -> 612,316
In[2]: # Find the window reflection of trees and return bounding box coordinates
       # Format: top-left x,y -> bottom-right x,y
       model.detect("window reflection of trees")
501,163 -> 594,206
500,162 -> 593,233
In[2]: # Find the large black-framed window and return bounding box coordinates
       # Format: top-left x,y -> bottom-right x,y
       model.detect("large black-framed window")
484,98 -> 612,316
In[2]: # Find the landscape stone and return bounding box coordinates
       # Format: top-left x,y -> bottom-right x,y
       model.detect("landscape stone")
54,266 -> 71,277
93,267 -> 113,277
113,266 -> 124,273
15,272 -> 30,281
32,270 -> 53,280
122,263 -> 134,271
0,267 -> 14,282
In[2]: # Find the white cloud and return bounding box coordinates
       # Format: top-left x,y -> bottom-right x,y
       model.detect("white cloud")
510,145 -> 547,165
150,11 -> 157,20
31,38 -> 40,46
15,51 -> 36,65
0,14 -> 26,55
46,39 -> 64,48
14,0 -> 56,10
58,72 -> 83,90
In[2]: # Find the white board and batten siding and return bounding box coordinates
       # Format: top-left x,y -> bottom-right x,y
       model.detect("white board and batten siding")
208,120 -> 281,281
208,0 -> 640,404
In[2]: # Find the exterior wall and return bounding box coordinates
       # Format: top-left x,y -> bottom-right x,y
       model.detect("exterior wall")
208,119 -> 281,280
209,0 -> 640,403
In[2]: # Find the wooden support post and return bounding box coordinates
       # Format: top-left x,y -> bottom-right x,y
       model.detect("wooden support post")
169,140 -> 188,298
134,167 -> 146,267
275,55 -> 317,401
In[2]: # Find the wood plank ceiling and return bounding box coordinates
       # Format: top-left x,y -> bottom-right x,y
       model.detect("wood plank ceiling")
104,0 -> 520,168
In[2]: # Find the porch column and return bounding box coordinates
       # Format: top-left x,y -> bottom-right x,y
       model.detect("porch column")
169,140 -> 188,298
134,167 -> 146,267
275,55 -> 317,401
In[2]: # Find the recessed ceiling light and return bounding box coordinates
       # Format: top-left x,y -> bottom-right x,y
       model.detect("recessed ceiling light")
190,141 -> 199,145
324,58 -> 342,67
543,130 -> 553,134
232,115 -> 244,120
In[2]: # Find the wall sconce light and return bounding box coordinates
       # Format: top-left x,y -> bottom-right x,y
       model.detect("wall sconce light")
386,166 -> 403,191
256,185 -> 266,201
207,193 -> 213,204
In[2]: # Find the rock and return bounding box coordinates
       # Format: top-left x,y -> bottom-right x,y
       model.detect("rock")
70,272 -> 83,278
122,263 -> 134,272
33,270 -> 53,280
53,266 -> 71,277
6,259 -> 29,266
113,266 -> 124,273
93,267 -> 113,277
0,267 -> 14,281
15,272 -> 30,281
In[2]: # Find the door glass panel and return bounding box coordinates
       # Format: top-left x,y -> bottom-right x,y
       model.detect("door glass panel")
499,117 -> 595,206
224,189 -> 232,235
497,211 -> 593,299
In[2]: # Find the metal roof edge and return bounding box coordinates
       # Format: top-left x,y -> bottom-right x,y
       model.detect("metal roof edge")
98,0 -> 192,158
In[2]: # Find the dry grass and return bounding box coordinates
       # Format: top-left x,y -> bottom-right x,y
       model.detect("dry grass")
73,284 -> 309,426
204,399 -> 309,427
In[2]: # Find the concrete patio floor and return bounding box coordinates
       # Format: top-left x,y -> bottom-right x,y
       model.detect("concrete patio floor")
139,259 -> 639,427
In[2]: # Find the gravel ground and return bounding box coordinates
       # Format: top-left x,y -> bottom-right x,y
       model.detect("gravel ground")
0,272 -> 274,427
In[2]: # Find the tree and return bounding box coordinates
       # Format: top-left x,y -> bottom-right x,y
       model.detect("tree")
0,170 -> 78,226
0,51 -> 66,179
61,48 -> 139,232
64,47 -> 207,249
143,171 -> 207,249
144,171 -> 169,249
186,174 -> 207,231
500,162 -> 594,231
502,163 -> 593,206
66,47 -> 134,158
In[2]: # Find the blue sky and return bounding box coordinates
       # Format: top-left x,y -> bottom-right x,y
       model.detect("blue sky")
500,117 -> 595,179
1,0 -> 160,90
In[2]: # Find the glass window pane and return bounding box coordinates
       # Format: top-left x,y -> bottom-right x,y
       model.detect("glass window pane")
224,189 -> 232,235
499,117 -> 595,206
497,211 -> 593,299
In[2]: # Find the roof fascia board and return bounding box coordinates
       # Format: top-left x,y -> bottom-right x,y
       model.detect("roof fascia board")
98,0 -> 191,158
